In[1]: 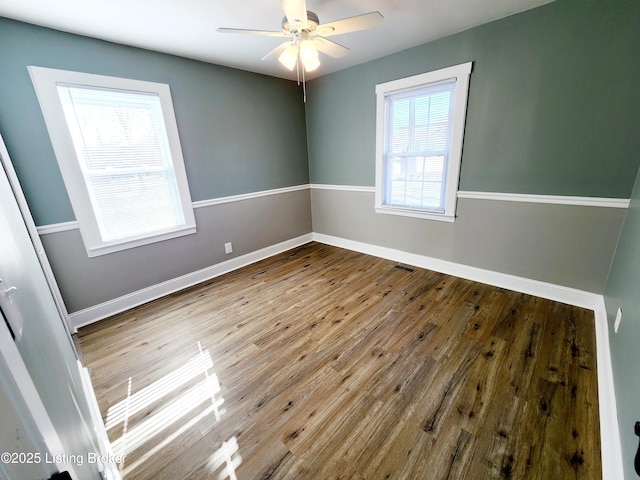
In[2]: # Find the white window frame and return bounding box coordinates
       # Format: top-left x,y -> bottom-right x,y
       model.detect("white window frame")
375,62 -> 472,222
28,66 -> 196,257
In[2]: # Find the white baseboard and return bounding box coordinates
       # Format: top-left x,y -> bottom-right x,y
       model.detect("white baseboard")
312,232 -> 621,480
592,298 -> 624,480
312,233 -> 601,310
70,233 -> 313,330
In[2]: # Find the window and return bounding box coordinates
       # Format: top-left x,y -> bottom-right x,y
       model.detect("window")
375,62 -> 472,222
28,66 -> 196,256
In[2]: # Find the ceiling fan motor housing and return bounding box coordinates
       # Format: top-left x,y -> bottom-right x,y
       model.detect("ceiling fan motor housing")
281,11 -> 319,34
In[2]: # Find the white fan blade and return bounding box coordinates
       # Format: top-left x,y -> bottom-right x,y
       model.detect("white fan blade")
315,11 -> 383,37
262,42 -> 291,61
313,37 -> 350,59
217,27 -> 287,38
283,0 -> 308,28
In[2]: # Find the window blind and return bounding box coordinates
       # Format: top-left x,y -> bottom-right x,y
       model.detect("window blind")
383,80 -> 456,212
57,85 -> 186,242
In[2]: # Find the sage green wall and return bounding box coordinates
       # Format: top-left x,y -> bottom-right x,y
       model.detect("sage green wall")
306,0 -> 638,295
0,16 -> 309,226
0,16 -> 312,315
604,167 -> 640,479
306,0 -> 640,198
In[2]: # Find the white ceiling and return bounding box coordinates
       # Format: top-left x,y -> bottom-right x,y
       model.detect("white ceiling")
0,0 -> 554,81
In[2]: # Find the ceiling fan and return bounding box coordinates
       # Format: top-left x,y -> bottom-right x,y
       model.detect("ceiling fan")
218,0 -> 383,98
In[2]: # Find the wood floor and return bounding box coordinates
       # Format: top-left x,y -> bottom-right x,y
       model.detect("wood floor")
78,242 -> 601,480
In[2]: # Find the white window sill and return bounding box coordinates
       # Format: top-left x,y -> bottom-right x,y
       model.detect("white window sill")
84,225 -> 197,257
375,206 -> 456,223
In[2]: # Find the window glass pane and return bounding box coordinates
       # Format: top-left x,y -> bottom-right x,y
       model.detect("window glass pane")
414,92 -> 451,153
87,171 -> 182,241
385,156 -> 446,211
389,98 -> 410,153
383,80 -> 455,212
57,85 -> 186,242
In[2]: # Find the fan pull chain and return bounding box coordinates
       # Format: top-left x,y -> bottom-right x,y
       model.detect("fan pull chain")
302,61 -> 307,103
296,46 -> 301,85
294,44 -> 307,103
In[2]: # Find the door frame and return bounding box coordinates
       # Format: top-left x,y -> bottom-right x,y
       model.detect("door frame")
0,134 -> 74,336
0,316 -> 80,479
0,132 -> 120,479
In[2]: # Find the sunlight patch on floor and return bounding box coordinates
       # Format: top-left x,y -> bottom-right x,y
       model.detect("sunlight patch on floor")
104,342 -> 230,477
208,436 -> 242,480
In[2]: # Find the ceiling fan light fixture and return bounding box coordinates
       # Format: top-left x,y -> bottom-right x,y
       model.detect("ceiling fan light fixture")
299,37 -> 320,72
218,1 -> 383,100
278,44 -> 298,70
302,54 -> 320,72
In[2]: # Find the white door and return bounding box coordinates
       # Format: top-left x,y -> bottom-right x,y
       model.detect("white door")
0,329 -> 54,479
0,133 -> 118,480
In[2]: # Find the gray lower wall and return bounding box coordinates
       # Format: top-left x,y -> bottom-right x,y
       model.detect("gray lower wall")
46,184 -> 623,314
311,188 -> 625,293
41,189 -> 312,313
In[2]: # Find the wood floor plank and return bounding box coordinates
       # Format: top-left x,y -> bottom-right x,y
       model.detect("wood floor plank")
78,242 -> 601,479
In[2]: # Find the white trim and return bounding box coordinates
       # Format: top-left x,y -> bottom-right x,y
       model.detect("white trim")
70,233 -> 313,329
37,185 -> 312,234
312,185 -> 630,209
375,62 -> 473,95
78,361 -> 121,480
311,232 -> 621,480
192,184 -> 309,208
36,221 -> 81,235
0,133 -> 74,335
592,298 -> 624,480
312,233 -> 601,309
457,191 -> 630,209
375,205 -> 455,222
28,66 -> 197,258
36,186 -> 631,235
0,320 -> 79,479
310,184 -> 375,193
375,62 -> 473,223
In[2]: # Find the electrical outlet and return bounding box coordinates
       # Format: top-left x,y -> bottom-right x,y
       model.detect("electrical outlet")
614,307 -> 623,333
224,242 -> 233,254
